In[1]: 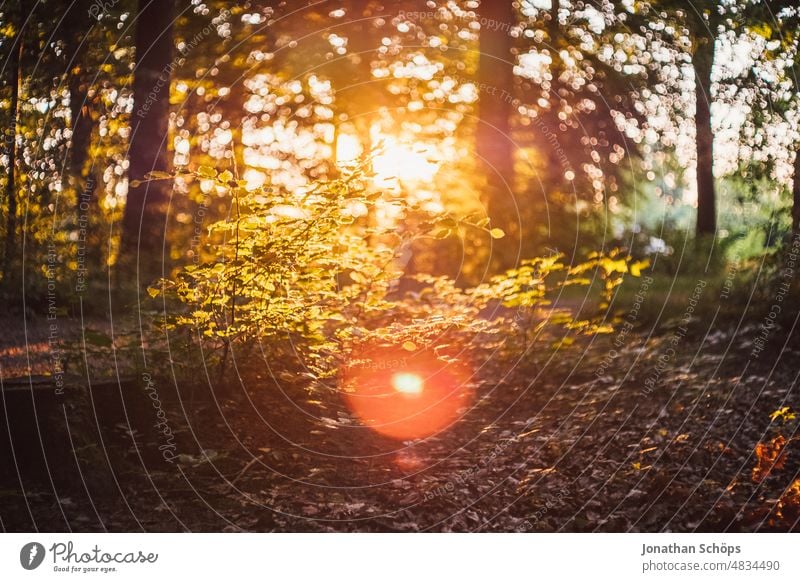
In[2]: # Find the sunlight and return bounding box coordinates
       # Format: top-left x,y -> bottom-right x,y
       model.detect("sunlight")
335,126 -> 441,190
391,372 -> 424,395
335,133 -> 362,165
372,137 -> 440,190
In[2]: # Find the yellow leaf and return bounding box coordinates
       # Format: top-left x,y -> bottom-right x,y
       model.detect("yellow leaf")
198,166 -> 216,179
350,271 -> 366,284
770,407 -> 797,422
607,259 -> 628,274
630,259 -> 650,277
219,170 -> 234,183
402,341 -> 417,351
489,228 -> 505,239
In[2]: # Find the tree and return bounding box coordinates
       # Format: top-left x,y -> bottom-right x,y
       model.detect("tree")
642,0 -> 800,236
476,0 -> 518,265
121,0 -> 175,280
741,1 -> 800,231
628,1 -> 749,237
516,0 -> 648,253
279,0 -> 395,165
794,125 -> 800,231
60,0 -> 95,184
1,3 -> 24,288
690,4 -> 718,236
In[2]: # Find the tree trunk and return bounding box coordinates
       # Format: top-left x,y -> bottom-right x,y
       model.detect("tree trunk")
120,0 -> 175,281
344,0 -> 380,161
476,0 -> 517,266
2,28 -> 23,287
69,76 -> 93,180
693,35 -> 716,236
63,0 -> 94,182
793,148 -> 800,232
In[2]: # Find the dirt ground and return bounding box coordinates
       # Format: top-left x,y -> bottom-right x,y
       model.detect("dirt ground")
1,314 -> 799,532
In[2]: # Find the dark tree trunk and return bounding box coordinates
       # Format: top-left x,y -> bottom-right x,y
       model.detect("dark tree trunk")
121,0 -> 175,281
69,76 -> 93,180
476,0 -> 517,265
2,28 -> 23,287
793,149 -> 800,232
56,0 -> 105,293
63,0 -> 94,182
542,0 -> 565,190
693,35 -> 716,236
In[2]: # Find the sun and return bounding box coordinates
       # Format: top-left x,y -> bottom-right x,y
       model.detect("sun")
391,372 -> 424,395
335,133 -> 362,164
336,128 -> 440,189
371,139 -> 440,188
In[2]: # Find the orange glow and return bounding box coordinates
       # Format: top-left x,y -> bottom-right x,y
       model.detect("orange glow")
341,347 -> 472,441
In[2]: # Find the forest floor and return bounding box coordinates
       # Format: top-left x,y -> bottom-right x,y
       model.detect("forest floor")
2,314 -> 799,532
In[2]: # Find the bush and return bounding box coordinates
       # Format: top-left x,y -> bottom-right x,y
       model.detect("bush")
150,166 -> 646,379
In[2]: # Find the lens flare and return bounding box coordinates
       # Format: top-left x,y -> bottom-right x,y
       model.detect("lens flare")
341,347 -> 472,440
391,372 -> 424,395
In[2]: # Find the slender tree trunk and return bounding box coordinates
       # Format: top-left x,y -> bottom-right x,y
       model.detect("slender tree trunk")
2,30 -> 23,286
121,0 -> 175,281
693,35 -> 716,236
476,0 -> 517,266
346,0 -> 379,162
64,0 -> 93,182
543,0 -> 564,189
55,0 -> 105,293
548,0 -> 561,60
226,90 -> 247,175
69,76 -> 93,180
793,148 -> 800,232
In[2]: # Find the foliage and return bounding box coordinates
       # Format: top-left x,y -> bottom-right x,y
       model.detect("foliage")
470,250 -> 649,346
752,407 -> 800,526
752,406 -> 798,486
149,165 -> 646,378
752,435 -> 790,484
149,164 -> 503,374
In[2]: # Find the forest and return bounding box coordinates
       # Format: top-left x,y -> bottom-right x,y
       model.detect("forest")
0,0 -> 799,532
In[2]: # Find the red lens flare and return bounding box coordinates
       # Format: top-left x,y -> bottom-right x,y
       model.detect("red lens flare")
341,346 -> 473,440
